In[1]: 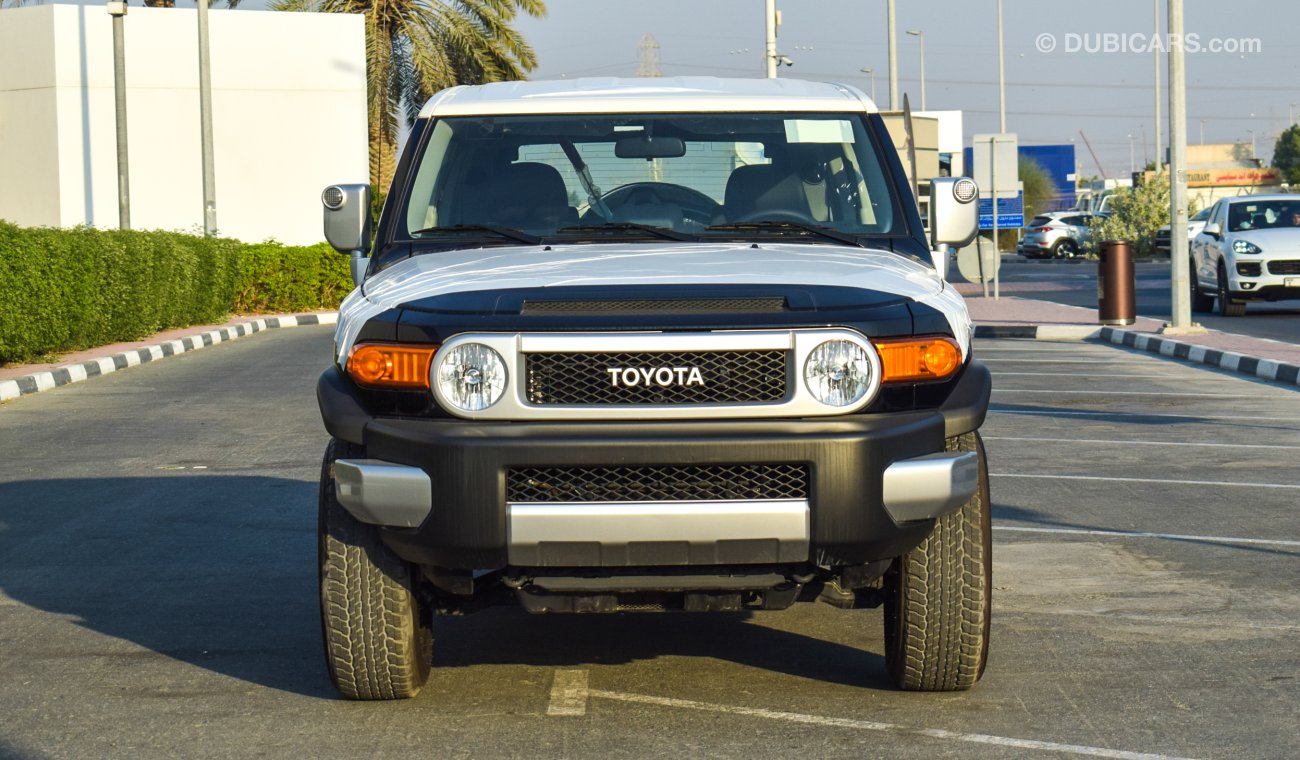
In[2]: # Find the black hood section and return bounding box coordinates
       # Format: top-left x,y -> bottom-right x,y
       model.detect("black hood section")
353,283 -> 954,346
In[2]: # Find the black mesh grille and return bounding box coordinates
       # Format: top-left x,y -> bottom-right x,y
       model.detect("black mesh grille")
1267,260 -> 1300,275
521,297 -> 786,315
525,350 -> 788,405
507,464 -> 809,502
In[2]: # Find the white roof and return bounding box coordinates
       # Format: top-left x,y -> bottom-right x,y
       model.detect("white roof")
417,77 -> 876,119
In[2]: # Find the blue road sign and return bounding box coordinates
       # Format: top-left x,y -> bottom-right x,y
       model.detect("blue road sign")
978,192 -> 1025,229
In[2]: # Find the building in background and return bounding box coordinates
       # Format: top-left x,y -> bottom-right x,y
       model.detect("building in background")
0,5 -> 366,245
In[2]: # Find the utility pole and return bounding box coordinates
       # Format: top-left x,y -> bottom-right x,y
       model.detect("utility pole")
108,1 -> 130,230
1128,134 -> 1134,174
997,0 -> 1006,132
764,0 -> 777,78
1154,0 -> 1161,169
1247,129 -> 1256,158
198,0 -> 218,236
887,0 -> 898,110
1166,0 -> 1195,332
1200,119 -> 1206,145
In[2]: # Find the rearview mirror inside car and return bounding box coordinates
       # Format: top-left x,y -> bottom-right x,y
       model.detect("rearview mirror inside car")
615,135 -> 687,160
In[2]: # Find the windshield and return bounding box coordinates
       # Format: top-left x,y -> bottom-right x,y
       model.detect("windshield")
399,112 -> 902,242
1226,200 -> 1300,232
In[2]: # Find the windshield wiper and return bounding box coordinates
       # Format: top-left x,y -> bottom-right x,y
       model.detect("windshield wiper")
706,221 -> 867,248
554,223 -> 698,242
410,224 -> 541,246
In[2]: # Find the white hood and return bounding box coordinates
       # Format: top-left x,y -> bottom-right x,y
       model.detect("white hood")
334,242 -> 972,359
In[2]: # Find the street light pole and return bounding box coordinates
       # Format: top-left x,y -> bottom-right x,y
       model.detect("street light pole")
1200,119 -> 1206,145
108,1 -> 130,230
1154,0 -> 1161,169
1167,0 -> 1193,331
907,29 -> 925,111
197,0 -> 217,236
860,67 -> 876,104
887,0 -> 898,110
1128,134 -> 1134,174
764,0 -> 777,78
997,0 -> 1006,132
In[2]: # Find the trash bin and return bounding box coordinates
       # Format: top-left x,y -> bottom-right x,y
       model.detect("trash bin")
1097,240 -> 1136,326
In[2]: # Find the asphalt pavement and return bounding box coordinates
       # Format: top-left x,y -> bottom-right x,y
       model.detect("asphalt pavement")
979,257 -> 1300,344
1,326 -> 1297,760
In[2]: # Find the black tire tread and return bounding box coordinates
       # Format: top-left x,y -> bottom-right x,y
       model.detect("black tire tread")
884,432 -> 992,691
319,439 -> 432,700
1217,262 -> 1247,317
1190,259 -> 1214,313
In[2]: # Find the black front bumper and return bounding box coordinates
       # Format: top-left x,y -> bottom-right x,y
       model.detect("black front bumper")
318,362 -> 990,570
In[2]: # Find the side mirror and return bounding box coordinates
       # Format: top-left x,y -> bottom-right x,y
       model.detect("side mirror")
322,184 -> 372,285
1202,222 -> 1221,239
928,177 -> 979,277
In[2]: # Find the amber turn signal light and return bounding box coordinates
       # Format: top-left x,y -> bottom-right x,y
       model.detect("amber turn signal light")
346,343 -> 438,390
873,337 -> 962,383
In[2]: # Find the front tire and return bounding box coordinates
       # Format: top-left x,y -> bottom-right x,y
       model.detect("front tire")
1190,259 -> 1214,312
1216,262 -> 1247,317
883,432 -> 992,691
1051,239 -> 1079,259
319,439 -> 432,700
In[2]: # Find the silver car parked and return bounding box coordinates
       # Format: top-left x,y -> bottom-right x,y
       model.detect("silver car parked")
1017,212 -> 1104,259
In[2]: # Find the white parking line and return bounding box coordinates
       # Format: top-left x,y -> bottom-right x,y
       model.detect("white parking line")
992,473 -> 1300,490
994,525 -> 1300,549
982,359 -> 1155,364
984,435 -> 1300,451
991,408 -> 1300,423
990,372 -> 1184,379
992,389 -> 1263,398
547,669 -> 589,716
587,689 -> 1195,760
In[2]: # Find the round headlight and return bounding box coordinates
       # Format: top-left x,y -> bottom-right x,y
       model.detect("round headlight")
803,339 -> 875,407
436,343 -> 507,412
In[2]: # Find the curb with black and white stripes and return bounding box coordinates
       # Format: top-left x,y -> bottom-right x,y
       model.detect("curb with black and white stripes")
1097,326 -> 1300,387
974,323 -> 1300,388
0,313 -> 339,402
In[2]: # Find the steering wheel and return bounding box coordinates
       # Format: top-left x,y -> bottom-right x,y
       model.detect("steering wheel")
601,182 -> 720,223
727,208 -> 819,225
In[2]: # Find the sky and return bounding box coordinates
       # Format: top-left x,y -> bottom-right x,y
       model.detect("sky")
505,0 -> 1300,177
20,0 -> 1300,177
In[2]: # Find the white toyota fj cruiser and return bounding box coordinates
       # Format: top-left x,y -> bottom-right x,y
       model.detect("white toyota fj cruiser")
316,77 -> 990,699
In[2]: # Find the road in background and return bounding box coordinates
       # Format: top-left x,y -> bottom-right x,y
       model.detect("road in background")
985,258 -> 1300,344
1,327 -> 1297,759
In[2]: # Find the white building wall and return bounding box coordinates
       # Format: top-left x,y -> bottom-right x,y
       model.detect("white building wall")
0,5 -> 367,245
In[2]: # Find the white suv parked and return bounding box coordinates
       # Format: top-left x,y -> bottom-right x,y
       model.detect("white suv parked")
1190,195 -> 1300,316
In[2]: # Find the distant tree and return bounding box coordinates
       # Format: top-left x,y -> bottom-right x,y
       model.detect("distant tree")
1272,124 -> 1300,186
1019,158 -> 1059,220
272,0 -> 546,190
1086,178 -> 1195,259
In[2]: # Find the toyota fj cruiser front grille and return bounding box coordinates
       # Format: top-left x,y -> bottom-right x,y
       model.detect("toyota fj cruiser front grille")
506,464 -> 809,503
524,350 -> 788,405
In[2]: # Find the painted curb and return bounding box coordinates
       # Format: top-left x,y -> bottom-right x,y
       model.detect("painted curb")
0,313 -> 339,403
974,325 -> 1102,340
1098,326 -> 1300,388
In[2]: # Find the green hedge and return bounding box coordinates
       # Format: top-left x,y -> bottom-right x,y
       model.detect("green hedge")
0,222 -> 351,364
234,241 -> 351,314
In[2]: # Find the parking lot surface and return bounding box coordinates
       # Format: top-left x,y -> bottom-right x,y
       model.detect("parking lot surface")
1,327 -> 1296,760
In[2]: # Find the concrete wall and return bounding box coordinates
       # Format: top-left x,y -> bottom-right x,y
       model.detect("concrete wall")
0,5 -> 367,244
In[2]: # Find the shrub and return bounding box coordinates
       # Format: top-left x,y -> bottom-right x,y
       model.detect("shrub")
0,223 -> 351,364
0,222 -> 241,363
1086,177 -> 1197,259
234,241 -> 352,314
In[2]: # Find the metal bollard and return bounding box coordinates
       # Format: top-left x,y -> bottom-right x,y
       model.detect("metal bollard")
1097,240 -> 1136,326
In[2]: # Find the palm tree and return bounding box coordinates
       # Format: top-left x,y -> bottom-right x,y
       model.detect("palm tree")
271,0 -> 546,190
